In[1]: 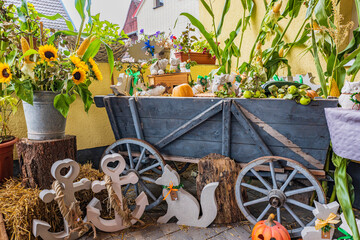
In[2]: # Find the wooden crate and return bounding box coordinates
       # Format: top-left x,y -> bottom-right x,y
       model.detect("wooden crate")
148,73 -> 190,93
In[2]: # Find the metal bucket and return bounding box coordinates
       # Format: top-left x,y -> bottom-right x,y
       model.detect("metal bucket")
23,91 -> 66,140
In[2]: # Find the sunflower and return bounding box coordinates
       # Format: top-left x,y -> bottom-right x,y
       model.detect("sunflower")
89,57 -> 103,81
38,44 -> 58,62
72,68 -> 86,85
0,63 -> 12,83
70,55 -> 89,72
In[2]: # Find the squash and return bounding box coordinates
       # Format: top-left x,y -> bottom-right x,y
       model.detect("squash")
251,214 -> 290,240
172,84 -> 194,97
306,90 -> 319,99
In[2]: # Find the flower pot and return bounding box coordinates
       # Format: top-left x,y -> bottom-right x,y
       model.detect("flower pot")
174,52 -> 216,65
0,137 -> 17,181
23,91 -> 67,140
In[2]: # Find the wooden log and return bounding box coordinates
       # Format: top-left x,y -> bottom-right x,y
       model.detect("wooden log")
0,214 -> 8,240
196,154 -> 246,224
16,136 -> 77,189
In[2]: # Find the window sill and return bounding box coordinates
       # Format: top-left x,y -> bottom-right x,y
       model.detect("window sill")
153,4 -> 163,9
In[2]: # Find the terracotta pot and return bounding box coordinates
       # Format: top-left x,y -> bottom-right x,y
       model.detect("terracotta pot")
0,137 -> 17,181
174,52 -> 216,65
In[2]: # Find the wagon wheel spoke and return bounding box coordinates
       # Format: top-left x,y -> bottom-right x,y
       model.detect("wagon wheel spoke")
285,186 -> 316,197
286,199 -> 315,211
250,168 -> 272,191
135,147 -> 147,171
139,162 -> 161,175
277,207 -> 281,224
269,160 -> 277,189
123,184 -> 131,195
257,204 -> 271,221
151,167 -> 162,175
280,169 -> 298,191
141,176 -> 156,183
139,179 -> 157,201
241,182 -> 268,195
284,203 -> 305,227
134,183 -> 139,195
126,143 -> 134,169
243,196 -> 268,207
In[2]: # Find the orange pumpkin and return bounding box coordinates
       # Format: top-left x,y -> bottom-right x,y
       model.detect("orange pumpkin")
172,84 -> 194,97
306,90 -> 319,99
251,214 -> 290,240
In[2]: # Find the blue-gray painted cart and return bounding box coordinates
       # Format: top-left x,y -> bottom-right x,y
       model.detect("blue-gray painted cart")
95,95 -> 337,237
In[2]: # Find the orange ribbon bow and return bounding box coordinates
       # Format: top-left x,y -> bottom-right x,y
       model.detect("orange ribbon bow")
163,182 -> 179,200
315,213 -> 340,230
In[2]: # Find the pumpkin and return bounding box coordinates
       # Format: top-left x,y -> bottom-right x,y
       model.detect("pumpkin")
251,214 -> 290,240
306,90 -> 319,99
172,84 -> 194,97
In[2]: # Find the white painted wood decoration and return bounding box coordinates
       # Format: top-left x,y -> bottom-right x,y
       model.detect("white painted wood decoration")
155,165 -> 219,228
338,213 -> 360,238
33,159 -> 92,240
87,154 -> 148,232
301,201 -> 340,240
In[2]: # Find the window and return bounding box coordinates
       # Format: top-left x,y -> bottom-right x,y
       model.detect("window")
154,0 -> 164,8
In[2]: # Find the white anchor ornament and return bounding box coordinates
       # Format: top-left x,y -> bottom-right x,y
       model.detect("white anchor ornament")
301,201 -> 340,240
33,159 -> 92,240
155,165 -> 219,228
87,154 -> 148,232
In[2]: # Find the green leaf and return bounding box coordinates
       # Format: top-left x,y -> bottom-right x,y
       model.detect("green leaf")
180,12 -> 219,60
76,84 -> 93,113
14,80 -> 33,104
48,30 -> 79,44
75,0 -> 87,20
38,13 -> 75,31
305,0 -> 317,19
54,93 -> 76,118
86,0 -> 92,25
5,50 -> 17,66
314,0 -> 329,27
82,38 -> 101,62
216,0 -> 231,36
347,54 -> 360,75
200,0 -> 214,18
101,40 -> 114,77
19,49 -> 38,62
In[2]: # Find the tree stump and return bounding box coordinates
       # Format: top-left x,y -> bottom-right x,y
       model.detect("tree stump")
196,153 -> 246,224
16,136 -> 77,189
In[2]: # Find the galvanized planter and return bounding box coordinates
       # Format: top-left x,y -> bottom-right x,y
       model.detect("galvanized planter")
23,91 -> 66,140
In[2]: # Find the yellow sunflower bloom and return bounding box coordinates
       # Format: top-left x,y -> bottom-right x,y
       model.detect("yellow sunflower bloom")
0,63 -> 12,83
38,44 -> 58,62
70,55 -> 89,72
72,68 -> 86,85
70,55 -> 81,65
89,57 -> 103,81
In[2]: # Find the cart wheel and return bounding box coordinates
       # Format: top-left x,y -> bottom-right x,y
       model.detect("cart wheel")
235,156 -> 325,238
103,138 -> 165,210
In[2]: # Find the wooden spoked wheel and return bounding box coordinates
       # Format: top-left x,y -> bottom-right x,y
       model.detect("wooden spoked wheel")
235,156 -> 325,238
103,138 -> 165,210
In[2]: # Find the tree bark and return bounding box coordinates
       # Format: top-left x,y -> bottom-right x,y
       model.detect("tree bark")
0,214 -> 8,240
196,154 -> 246,224
16,136 -> 77,189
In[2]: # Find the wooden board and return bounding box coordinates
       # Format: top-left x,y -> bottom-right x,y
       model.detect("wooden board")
16,136 -> 77,189
148,73 -> 190,93
0,214 -> 8,240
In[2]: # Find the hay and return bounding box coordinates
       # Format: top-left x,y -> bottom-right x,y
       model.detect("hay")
0,163 -> 106,240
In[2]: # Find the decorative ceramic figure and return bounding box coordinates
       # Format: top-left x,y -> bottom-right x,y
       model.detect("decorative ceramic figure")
339,81 -> 360,110
128,40 -> 163,62
192,84 -> 204,95
135,85 -> 166,96
169,58 -> 181,73
33,159 -> 92,240
150,59 -> 169,75
180,62 -> 187,73
87,154 -> 148,232
210,74 -> 235,94
155,165 -> 219,228
301,201 -> 340,240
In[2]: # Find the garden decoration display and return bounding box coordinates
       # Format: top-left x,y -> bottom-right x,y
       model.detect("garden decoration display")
169,58 -> 181,73
111,73 -> 131,96
33,159 -> 94,240
135,85 -> 166,96
155,165 -> 219,228
339,81 -> 360,110
301,201 -> 340,240
210,73 -> 237,95
338,213 -> 360,239
128,40 -> 163,62
251,213 -> 290,240
87,154 -> 148,232
197,75 -> 211,91
172,84 -> 194,97
150,59 -> 169,75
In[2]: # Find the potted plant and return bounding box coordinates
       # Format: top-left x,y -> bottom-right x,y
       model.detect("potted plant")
172,24 -> 216,65
11,0 -> 117,140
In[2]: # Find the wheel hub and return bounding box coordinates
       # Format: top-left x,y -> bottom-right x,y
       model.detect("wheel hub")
268,189 -> 286,208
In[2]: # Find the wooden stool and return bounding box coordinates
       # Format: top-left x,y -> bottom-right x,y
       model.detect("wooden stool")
148,73 -> 190,93
16,135 -> 77,189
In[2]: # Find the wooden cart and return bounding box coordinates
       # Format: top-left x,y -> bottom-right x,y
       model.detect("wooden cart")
95,95 -> 337,237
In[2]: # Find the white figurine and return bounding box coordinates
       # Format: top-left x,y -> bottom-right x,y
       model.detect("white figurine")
169,58 -> 181,73
155,165 -> 219,228
150,59 -> 169,75
339,81 -> 360,110
136,85 -> 166,96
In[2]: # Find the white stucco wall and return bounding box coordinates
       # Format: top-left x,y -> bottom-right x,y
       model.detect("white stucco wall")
136,0 -> 200,37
